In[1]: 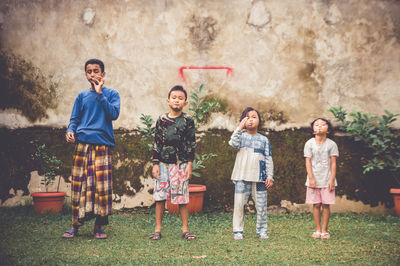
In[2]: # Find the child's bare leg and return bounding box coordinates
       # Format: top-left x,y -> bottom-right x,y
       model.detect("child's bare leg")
155,201 -> 165,232
321,204 -> 330,233
313,203 -> 322,232
179,204 -> 189,232
179,204 -> 195,240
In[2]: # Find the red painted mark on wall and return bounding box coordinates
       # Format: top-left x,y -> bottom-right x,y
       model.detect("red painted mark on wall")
179,66 -> 233,83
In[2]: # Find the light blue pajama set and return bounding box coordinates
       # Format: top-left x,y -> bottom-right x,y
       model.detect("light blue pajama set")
229,129 -> 274,237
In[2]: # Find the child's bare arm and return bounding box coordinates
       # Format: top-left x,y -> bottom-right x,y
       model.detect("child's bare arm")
152,164 -> 160,179
305,157 -> 316,187
238,117 -> 248,130
329,156 -> 337,191
265,179 -> 273,189
184,161 -> 192,181
66,131 -> 75,143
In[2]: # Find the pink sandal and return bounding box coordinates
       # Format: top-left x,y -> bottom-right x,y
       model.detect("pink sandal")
312,232 -> 321,239
321,233 -> 330,239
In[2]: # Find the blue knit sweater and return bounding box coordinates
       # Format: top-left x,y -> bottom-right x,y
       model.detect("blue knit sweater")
66,87 -> 120,146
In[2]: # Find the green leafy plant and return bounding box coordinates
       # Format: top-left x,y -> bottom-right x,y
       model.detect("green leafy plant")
33,144 -> 62,192
191,153 -> 217,177
189,84 -> 220,127
329,106 -> 400,185
137,84 -> 219,177
187,84 -> 219,175
137,114 -> 156,151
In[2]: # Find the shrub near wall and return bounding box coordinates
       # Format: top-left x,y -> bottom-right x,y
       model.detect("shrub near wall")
112,130 -> 152,198
0,127 -> 397,209
0,127 -> 73,203
195,128 -> 398,209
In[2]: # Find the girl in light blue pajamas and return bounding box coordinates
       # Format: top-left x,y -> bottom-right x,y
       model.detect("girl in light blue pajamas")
229,107 -> 274,240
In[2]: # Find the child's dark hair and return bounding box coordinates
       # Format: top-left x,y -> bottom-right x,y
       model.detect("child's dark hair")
168,85 -> 187,100
240,107 -> 262,130
310,118 -> 334,138
84,59 -> 105,72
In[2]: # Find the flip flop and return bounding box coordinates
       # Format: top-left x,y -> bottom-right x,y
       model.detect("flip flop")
234,232 -> 243,240
94,229 -> 107,239
149,232 -> 162,240
321,233 -> 330,239
312,232 -> 321,239
62,228 -> 78,239
182,232 -> 196,240
259,233 -> 269,239
234,233 -> 243,240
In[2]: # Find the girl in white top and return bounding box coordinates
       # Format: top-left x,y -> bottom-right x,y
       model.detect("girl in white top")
304,118 -> 339,240
229,107 -> 274,240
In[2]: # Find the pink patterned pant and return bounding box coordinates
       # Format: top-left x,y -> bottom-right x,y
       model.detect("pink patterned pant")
153,162 -> 189,204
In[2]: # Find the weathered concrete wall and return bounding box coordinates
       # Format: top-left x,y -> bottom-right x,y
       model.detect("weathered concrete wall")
0,0 -> 399,129
1,0 -> 399,213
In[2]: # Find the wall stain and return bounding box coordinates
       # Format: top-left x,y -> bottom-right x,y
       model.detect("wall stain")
188,15 -> 218,52
297,28 -> 323,94
0,51 -> 58,122
209,93 -> 289,125
260,109 -> 288,125
298,62 -> 316,82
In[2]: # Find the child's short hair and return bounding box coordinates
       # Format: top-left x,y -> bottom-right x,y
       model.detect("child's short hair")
310,118 -> 334,138
84,59 -> 105,72
240,107 -> 262,130
168,85 -> 187,101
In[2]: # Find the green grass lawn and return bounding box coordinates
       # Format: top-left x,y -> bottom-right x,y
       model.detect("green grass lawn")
0,206 -> 399,265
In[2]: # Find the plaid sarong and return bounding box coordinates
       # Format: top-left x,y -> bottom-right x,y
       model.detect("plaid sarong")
71,143 -> 113,226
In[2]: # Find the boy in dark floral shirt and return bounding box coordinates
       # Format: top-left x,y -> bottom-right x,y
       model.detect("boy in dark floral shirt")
149,85 -> 196,240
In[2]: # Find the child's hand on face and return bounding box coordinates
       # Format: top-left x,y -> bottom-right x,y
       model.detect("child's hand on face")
152,164 -> 160,179
265,179 -> 273,189
90,77 -> 104,94
238,117 -> 248,130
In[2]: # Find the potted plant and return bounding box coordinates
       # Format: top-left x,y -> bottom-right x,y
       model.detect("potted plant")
31,144 -> 66,214
138,84 -> 219,213
329,106 -> 400,215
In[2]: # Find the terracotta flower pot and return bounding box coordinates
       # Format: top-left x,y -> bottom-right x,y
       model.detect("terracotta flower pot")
390,188 -> 400,216
31,192 -> 66,214
167,184 -> 206,214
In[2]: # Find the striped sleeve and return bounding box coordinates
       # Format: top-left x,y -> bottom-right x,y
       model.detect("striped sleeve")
228,128 -> 243,149
265,139 -> 274,181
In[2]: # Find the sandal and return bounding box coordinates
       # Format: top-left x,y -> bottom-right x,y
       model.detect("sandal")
149,232 -> 162,240
94,229 -> 107,239
259,233 -> 269,239
62,228 -> 78,239
234,232 -> 243,240
312,232 -> 321,239
182,232 -> 196,240
321,232 -> 330,239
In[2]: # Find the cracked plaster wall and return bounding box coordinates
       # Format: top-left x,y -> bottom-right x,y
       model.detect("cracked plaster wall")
0,0 -> 399,129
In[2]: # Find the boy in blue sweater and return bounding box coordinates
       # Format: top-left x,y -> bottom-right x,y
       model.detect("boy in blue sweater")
62,59 -> 120,239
